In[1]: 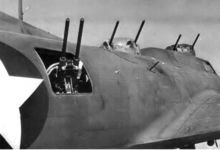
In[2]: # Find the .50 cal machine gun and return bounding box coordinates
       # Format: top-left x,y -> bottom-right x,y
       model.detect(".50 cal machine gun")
46,18 -> 91,94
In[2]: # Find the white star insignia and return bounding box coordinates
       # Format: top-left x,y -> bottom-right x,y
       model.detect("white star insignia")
0,60 -> 43,149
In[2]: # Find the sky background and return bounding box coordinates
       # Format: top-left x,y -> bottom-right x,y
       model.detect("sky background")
1,0 -> 220,148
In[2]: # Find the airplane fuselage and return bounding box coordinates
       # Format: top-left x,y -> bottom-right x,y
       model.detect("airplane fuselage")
1,12 -> 220,149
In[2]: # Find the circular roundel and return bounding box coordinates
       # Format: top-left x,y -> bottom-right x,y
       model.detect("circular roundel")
0,41 -> 49,149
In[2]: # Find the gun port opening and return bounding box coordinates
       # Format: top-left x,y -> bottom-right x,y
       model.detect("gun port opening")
35,48 -> 92,94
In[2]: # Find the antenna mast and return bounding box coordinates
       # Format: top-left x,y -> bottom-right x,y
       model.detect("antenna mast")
18,0 -> 23,21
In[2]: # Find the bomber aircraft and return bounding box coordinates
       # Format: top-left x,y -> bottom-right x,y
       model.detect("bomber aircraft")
1,0 -> 220,149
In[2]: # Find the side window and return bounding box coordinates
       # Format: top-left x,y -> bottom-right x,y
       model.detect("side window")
35,48 -> 92,94
99,41 -> 111,50
126,40 -> 140,55
202,60 -> 216,74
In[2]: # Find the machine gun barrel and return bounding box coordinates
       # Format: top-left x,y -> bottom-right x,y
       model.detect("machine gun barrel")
134,20 -> 145,43
109,20 -> 119,48
61,18 -> 70,58
173,34 -> 181,51
192,33 -> 200,48
75,18 -> 84,65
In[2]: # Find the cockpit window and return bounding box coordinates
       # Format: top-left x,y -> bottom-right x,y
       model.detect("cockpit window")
35,48 -> 92,94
